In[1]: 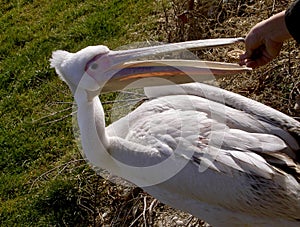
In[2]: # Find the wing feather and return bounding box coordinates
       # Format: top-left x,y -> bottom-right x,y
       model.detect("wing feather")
109,83 -> 300,182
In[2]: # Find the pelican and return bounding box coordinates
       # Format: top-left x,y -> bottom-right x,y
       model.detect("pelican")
50,38 -> 300,227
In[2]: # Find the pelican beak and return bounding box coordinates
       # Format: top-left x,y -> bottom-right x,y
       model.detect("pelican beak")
85,38 -> 251,92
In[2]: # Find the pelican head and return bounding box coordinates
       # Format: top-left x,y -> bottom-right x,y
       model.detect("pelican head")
50,38 -> 250,96
50,45 -> 110,94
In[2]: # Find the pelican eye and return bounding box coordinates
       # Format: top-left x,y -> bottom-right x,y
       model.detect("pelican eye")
91,63 -> 98,70
85,53 -> 105,71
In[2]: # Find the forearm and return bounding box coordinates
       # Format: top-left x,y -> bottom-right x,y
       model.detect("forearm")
240,0 -> 300,68
262,11 -> 292,43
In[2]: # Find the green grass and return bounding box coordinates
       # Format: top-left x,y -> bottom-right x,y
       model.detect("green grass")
0,0 -> 161,225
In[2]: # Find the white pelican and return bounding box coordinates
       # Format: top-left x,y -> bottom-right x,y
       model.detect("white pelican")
50,38 -> 300,227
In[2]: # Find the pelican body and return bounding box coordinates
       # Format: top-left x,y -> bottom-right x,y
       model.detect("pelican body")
50,38 -> 300,227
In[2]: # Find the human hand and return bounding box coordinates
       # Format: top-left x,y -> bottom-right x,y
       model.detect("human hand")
240,11 -> 292,68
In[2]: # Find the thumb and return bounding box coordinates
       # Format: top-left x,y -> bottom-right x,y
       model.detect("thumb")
239,51 -> 252,60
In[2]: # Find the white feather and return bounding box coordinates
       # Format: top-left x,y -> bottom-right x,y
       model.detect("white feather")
51,44 -> 300,227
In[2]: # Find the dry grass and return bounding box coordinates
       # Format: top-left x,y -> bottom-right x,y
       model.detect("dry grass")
42,1 -> 299,226
157,0 -> 300,117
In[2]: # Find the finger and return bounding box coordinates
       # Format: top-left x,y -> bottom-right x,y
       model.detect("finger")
245,60 -> 259,68
246,53 -> 272,68
239,48 -> 262,67
239,52 -> 247,60
239,51 -> 254,66
242,50 -> 253,60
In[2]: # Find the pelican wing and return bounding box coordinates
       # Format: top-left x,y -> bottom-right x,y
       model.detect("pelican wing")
108,83 -> 300,182
107,92 -> 300,221
145,83 -> 300,149
144,83 -> 300,180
